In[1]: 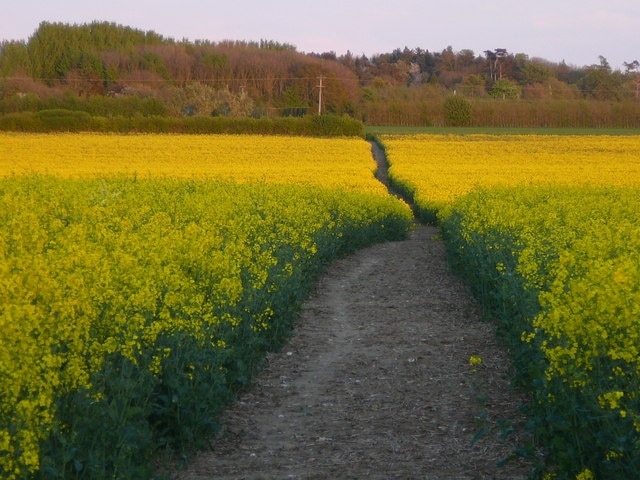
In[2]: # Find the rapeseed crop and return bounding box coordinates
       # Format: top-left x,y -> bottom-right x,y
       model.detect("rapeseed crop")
442,186 -> 640,478
0,134 -> 412,478
380,134 -> 640,217
377,133 -> 640,478
0,133 -> 388,195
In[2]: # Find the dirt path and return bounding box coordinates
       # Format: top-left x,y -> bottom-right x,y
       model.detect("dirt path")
169,144 -> 532,479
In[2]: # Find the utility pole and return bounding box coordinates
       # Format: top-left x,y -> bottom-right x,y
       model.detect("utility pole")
317,76 -> 324,115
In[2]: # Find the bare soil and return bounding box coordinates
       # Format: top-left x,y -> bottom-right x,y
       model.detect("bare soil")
168,144 -> 533,479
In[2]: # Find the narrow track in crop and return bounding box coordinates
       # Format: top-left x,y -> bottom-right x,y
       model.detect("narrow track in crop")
170,143 -> 532,479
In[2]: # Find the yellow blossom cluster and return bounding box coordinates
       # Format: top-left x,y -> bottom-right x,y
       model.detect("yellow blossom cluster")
449,186 -> 640,401
0,134 -> 412,477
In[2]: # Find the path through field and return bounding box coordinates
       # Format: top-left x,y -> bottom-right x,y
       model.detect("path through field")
169,143 -> 533,479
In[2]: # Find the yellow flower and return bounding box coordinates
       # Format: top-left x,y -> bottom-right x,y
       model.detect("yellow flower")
598,391 -> 624,410
575,468 -> 595,480
469,355 -> 483,366
606,450 -> 623,460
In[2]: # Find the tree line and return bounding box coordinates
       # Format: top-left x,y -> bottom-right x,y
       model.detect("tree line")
1,21 -> 639,127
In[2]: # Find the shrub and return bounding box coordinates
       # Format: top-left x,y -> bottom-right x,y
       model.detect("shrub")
0,112 -> 364,136
310,114 -> 364,136
37,109 -> 93,131
489,79 -> 522,100
443,96 -> 472,126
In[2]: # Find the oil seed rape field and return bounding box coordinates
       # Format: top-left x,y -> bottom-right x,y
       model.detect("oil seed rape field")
380,134 -> 640,218
379,134 -> 640,479
0,134 -> 413,479
0,133 -> 390,195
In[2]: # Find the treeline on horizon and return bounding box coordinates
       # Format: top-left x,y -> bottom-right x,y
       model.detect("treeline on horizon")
1,20 -> 640,130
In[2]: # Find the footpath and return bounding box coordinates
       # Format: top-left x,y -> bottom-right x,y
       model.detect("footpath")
170,143 -> 532,479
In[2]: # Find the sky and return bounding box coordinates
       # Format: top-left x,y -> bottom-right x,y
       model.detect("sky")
2,0 -> 639,70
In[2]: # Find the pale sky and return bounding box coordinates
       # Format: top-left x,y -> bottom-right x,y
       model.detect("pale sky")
2,0 -> 639,70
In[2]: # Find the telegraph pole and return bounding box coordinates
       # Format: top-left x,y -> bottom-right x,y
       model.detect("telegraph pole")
317,76 -> 324,115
